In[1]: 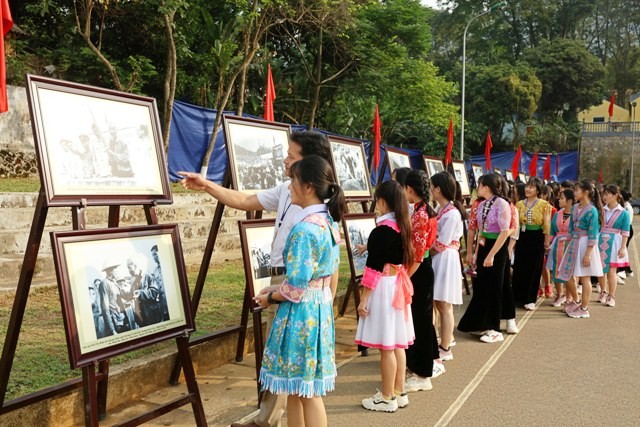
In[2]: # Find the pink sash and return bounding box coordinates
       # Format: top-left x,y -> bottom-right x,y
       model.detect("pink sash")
389,265 -> 413,320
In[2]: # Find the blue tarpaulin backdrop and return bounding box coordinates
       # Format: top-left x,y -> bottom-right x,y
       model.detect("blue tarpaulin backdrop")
168,100 -> 578,184
468,151 -> 578,182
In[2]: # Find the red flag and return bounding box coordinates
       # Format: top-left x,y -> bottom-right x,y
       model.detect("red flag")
264,64 -> 276,121
556,155 -> 560,177
529,153 -> 538,177
511,145 -> 522,179
484,131 -> 492,171
373,104 -> 381,170
598,170 -> 603,184
608,94 -> 615,118
444,117 -> 454,166
543,155 -> 551,180
0,0 -> 13,113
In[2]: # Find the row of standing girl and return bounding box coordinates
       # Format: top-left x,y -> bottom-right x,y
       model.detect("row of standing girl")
355,171 -> 467,412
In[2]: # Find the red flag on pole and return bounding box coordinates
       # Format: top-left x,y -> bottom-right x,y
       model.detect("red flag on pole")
529,153 -> 538,177
608,94 -> 615,118
598,170 -> 603,184
373,104 -> 381,170
484,131 -> 493,171
556,155 -> 560,177
264,64 -> 276,121
543,155 -> 551,180
445,117 -> 454,166
511,145 -> 522,179
0,0 -> 13,113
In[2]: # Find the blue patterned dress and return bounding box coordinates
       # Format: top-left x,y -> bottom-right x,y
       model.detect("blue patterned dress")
259,210 -> 340,398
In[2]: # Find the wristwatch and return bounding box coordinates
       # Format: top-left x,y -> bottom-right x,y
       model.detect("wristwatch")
267,292 -> 280,304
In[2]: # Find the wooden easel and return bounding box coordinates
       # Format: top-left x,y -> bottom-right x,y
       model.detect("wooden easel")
0,192 -> 207,426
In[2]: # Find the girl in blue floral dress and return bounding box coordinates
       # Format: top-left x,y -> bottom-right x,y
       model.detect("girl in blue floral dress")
255,155 -> 345,427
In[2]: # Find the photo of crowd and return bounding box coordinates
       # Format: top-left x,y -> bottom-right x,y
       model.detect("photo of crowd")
330,140 -> 370,195
225,120 -> 290,193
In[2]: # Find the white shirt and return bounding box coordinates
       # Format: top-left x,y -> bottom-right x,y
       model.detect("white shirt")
256,181 -> 302,267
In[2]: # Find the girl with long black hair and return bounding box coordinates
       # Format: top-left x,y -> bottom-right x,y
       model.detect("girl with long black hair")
458,173 -> 512,343
399,170 -> 443,392
429,172 -> 466,360
355,180 -> 415,413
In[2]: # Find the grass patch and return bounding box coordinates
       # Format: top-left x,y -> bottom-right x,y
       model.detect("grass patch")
0,178 -> 189,195
0,248 -> 353,400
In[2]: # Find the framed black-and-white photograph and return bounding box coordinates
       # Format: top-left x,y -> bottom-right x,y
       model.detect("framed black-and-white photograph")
386,147 -> 411,175
423,156 -> 445,179
471,164 -> 484,183
343,214 -> 377,278
493,167 -> 502,175
222,115 -> 290,194
505,170 -> 514,181
329,136 -> 372,200
26,75 -> 172,207
451,160 -> 471,197
238,219 -> 276,312
518,172 -> 526,182
50,224 -> 193,368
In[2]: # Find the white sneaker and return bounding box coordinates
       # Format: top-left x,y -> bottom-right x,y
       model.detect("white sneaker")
438,346 -> 453,361
506,319 -> 519,334
396,392 -> 409,408
551,295 -> 567,307
432,361 -> 446,378
524,303 -> 536,311
405,374 -> 432,392
617,271 -> 627,279
595,284 -> 602,293
362,390 -> 398,412
617,276 -> 625,285
577,284 -> 582,294
480,330 -> 504,343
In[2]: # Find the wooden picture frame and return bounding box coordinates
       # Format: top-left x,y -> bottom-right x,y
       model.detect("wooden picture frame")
238,219 -> 276,312
505,170 -> 514,181
451,160 -> 471,197
518,172 -> 526,182
25,75 -> 172,207
423,156 -> 445,179
386,146 -> 411,175
493,167 -> 502,175
222,115 -> 291,194
328,136 -> 372,201
343,213 -> 377,278
50,224 -> 193,369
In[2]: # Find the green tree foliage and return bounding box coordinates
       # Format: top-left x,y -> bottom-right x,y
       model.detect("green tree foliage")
465,62 -> 541,151
320,0 -> 458,156
523,39 -> 605,120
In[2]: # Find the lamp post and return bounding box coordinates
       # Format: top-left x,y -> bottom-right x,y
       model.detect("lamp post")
460,1 -> 506,161
632,101 -> 637,194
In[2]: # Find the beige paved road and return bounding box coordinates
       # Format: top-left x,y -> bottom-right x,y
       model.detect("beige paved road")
102,224 -> 640,427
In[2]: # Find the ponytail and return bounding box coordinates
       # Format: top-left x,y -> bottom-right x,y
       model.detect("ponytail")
577,179 -> 604,227
326,183 -> 346,221
374,181 -> 415,269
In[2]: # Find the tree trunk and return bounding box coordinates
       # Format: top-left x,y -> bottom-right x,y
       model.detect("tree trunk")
308,28 -> 324,129
162,8 -> 177,152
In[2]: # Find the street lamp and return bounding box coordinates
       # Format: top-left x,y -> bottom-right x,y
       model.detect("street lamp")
631,101 -> 637,194
460,1 -> 506,161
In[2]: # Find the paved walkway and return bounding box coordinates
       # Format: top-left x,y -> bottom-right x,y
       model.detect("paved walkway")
103,227 -> 640,427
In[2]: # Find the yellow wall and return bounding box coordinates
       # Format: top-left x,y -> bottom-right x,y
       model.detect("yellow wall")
578,100 -> 631,123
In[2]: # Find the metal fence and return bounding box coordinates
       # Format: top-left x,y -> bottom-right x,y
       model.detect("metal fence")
581,121 -> 639,135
